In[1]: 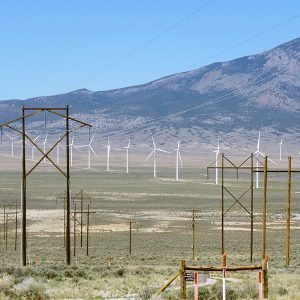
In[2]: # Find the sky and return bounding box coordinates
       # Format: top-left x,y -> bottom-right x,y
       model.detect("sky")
1,0 -> 300,100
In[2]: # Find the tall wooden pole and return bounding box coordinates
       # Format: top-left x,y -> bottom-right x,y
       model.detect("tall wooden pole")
3,204 -> 6,240
5,214 -> 8,251
15,203 -> 18,251
86,204 -> 90,256
63,194 -> 66,248
66,105 -> 71,264
80,190 -> 83,247
262,156 -> 268,260
73,204 -> 76,257
221,153 -> 224,254
129,220 -> 132,255
192,209 -> 196,260
22,106 -> 27,266
250,153 -> 254,262
286,156 -> 291,266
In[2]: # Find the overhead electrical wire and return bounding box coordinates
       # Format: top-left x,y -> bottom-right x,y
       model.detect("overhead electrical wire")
57,0 -> 216,94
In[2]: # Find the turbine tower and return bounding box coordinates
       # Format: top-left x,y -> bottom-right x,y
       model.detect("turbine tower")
77,134 -> 97,169
279,139 -> 282,161
43,134 -> 49,162
105,135 -> 111,172
254,131 -> 277,188
124,139 -> 130,174
69,135 -> 80,167
6,134 -> 17,157
175,140 -> 183,181
146,136 -> 170,178
213,139 -> 220,184
31,135 -> 40,161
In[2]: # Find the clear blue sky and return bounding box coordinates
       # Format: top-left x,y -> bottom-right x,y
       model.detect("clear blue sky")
1,0 -> 300,100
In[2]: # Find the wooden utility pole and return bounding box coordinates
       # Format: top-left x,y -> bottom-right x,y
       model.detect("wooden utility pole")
179,260 -> 186,300
250,153 -> 254,262
221,153 -> 224,254
22,106 -> 27,266
128,220 -> 135,255
86,204 -> 90,256
3,204 -> 6,240
66,105 -> 71,265
262,256 -> 268,298
80,190 -> 83,247
286,156 -> 291,266
262,156 -> 268,260
191,209 -> 197,260
15,203 -> 18,251
73,204 -> 76,257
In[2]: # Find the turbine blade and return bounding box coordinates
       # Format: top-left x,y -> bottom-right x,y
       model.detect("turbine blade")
156,148 -> 171,154
179,152 -> 183,166
146,149 -> 155,161
152,136 -> 156,148
90,146 -> 97,157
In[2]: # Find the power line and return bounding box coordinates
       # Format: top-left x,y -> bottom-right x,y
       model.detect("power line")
99,60 -> 299,137
57,0 -> 216,94
176,12 -> 300,73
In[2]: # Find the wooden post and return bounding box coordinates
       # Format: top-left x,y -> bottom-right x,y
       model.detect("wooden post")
286,156 -> 291,266
80,190 -> 83,247
221,153 -> 224,254
63,193 -> 66,248
258,271 -> 263,300
73,204 -> 76,257
194,272 -> 198,300
5,214 -> 8,251
222,254 -> 227,300
192,209 -> 196,260
179,260 -> 186,300
262,257 -> 268,299
250,153 -> 254,262
262,156 -> 268,260
86,204 -> 89,256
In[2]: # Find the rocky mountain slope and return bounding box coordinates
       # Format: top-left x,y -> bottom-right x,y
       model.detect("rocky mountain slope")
1,38 -> 300,150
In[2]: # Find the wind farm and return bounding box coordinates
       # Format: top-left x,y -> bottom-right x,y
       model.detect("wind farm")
1,2 -> 300,299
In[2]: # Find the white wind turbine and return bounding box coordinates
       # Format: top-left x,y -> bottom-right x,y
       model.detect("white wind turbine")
279,139 -> 283,161
175,140 -> 183,181
30,135 -> 40,161
105,135 -> 111,172
6,134 -> 18,157
146,136 -> 170,178
42,134 -> 50,162
124,139 -> 130,174
77,134 -> 97,169
69,135 -> 80,167
213,139 -> 220,184
254,131 -> 276,188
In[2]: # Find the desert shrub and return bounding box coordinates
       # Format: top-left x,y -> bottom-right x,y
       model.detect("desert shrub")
63,269 -> 75,278
0,274 -> 14,296
115,268 -> 125,277
75,268 -> 87,278
278,286 -> 288,296
137,285 -> 157,300
14,277 -> 49,300
45,269 -> 59,279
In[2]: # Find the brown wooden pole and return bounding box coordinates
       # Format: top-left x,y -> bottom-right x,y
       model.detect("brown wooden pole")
80,190 -> 83,247
66,105 -> 71,264
63,194 -> 66,248
250,153 -> 254,262
21,106 -> 27,266
192,209 -> 195,260
3,204 -> 6,240
15,203 -> 18,251
5,214 -> 8,251
73,204 -> 76,257
262,156 -> 268,260
262,257 -> 269,298
179,260 -> 186,300
129,220 -> 132,255
221,153 -> 224,254
86,204 -> 89,256
286,156 -> 291,266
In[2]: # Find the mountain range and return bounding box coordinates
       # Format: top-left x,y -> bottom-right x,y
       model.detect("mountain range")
1,38 -> 300,151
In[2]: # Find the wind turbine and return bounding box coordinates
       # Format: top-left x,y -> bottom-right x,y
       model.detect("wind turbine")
43,134 -> 50,162
124,139 -> 130,174
6,134 -> 18,157
105,135 -> 111,172
213,139 -> 220,184
146,136 -> 170,178
69,135 -> 80,167
175,140 -> 183,181
279,139 -> 282,161
254,131 -> 277,188
30,135 -> 40,161
77,134 -> 97,169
